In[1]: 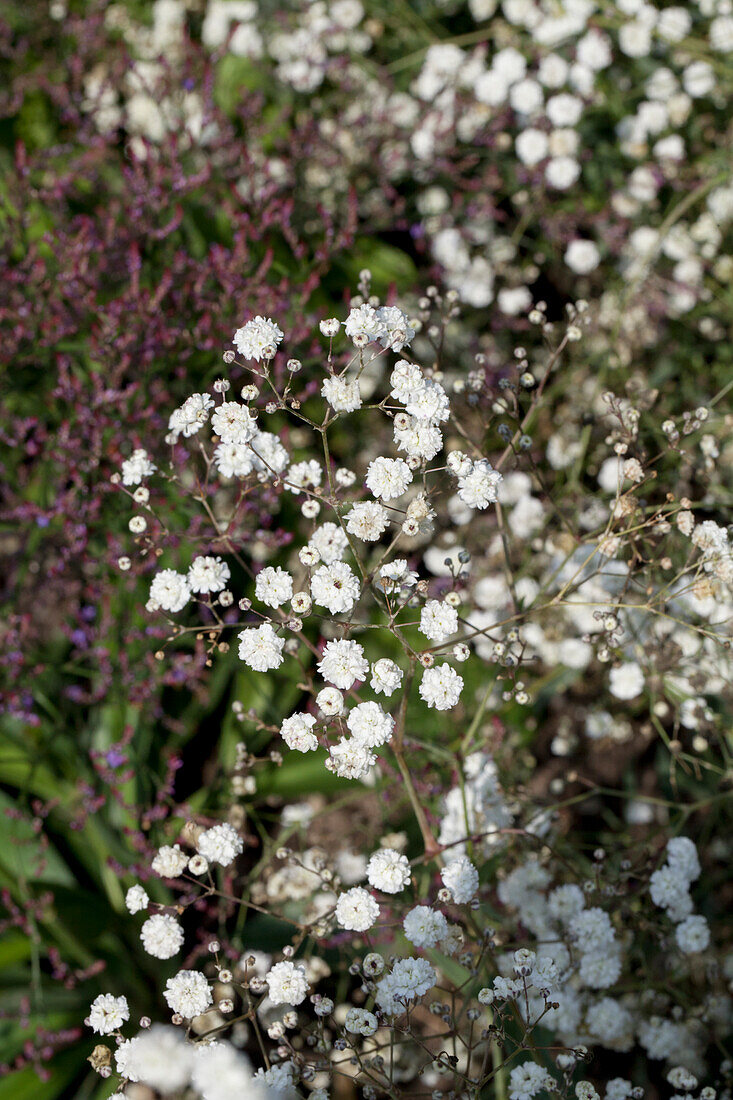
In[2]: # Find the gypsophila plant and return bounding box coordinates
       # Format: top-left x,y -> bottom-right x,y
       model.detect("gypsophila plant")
82,283 -> 733,1099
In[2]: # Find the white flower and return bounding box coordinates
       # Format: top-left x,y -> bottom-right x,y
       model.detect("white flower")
609,662 -> 644,700
379,559 -> 419,591
710,14 -> 733,51
116,1026 -> 192,1091
510,77 -> 544,114
675,915 -> 710,954
335,887 -> 380,931
538,53 -> 568,87
188,556 -> 231,594
265,960 -> 309,1005
548,884 -> 585,923
344,1007 -> 378,1036
394,417 -> 443,461
666,837 -> 700,882
419,664 -> 464,710
457,460 -> 503,509
376,305 -> 415,351
577,29 -> 612,70
214,441 -> 255,479
649,865 -> 693,919
366,848 -> 411,893
149,569 -> 191,613
233,316 -> 284,360
375,957 -> 436,1013
345,501 -> 389,541
318,639 -> 368,689
238,623 -> 285,671
280,712 -> 319,752
197,823 -> 243,867
365,457 -> 413,501
169,393 -> 214,438
370,658 -> 403,696
619,20 -> 651,58
311,562 -> 360,614
248,431 -> 290,481
441,856 -> 479,903
578,949 -> 622,989
390,361 -> 424,402
546,93 -> 583,127
287,459 -> 322,495
191,1042 -> 257,1100
403,905 -> 449,948
255,566 -> 293,608
316,685 -> 345,716
114,1037 -> 140,1082
88,993 -> 130,1035
492,45 -> 526,83
565,239 -> 600,274
683,60 -> 715,98
164,970 -> 213,1018
420,599 -> 459,642
152,844 -> 189,878
404,379 -> 450,423
140,913 -> 184,959
308,522 -> 349,564
211,402 -> 257,444
121,448 -> 156,486
570,907 -> 615,952
545,156 -> 581,189
508,1061 -> 554,1100
657,6 -> 691,42
322,376 -> 363,412
344,304 -> 384,341
346,701 -> 394,747
516,128 -> 549,166
327,738 -> 377,780
126,884 -> 149,913
498,287 -> 532,316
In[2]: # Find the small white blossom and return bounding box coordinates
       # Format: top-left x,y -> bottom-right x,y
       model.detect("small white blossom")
419,664 -> 464,710
344,1007 -> 378,1035
140,914 -> 184,959
121,448 -> 156,486
370,658 -> 403,696
197,823 -> 243,867
311,562 -> 361,615
441,856 -> 479,903
346,701 -> 394,747
322,376 -> 363,412
265,960 -> 309,1005
164,970 -> 213,1018
457,460 -> 503,509
255,566 -> 293,608
365,457 -> 413,501
211,402 -> 257,444
238,623 -> 285,671
126,885 -> 149,914
318,639 -> 368,689
88,993 -> 130,1035
420,599 -> 459,642
188,555 -> 231,595
152,844 -> 189,878
149,569 -> 191,613
345,501 -> 389,541
233,316 -> 284,360
280,712 -> 319,752
367,848 -> 411,893
335,887 -> 380,931
403,905 -> 449,948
